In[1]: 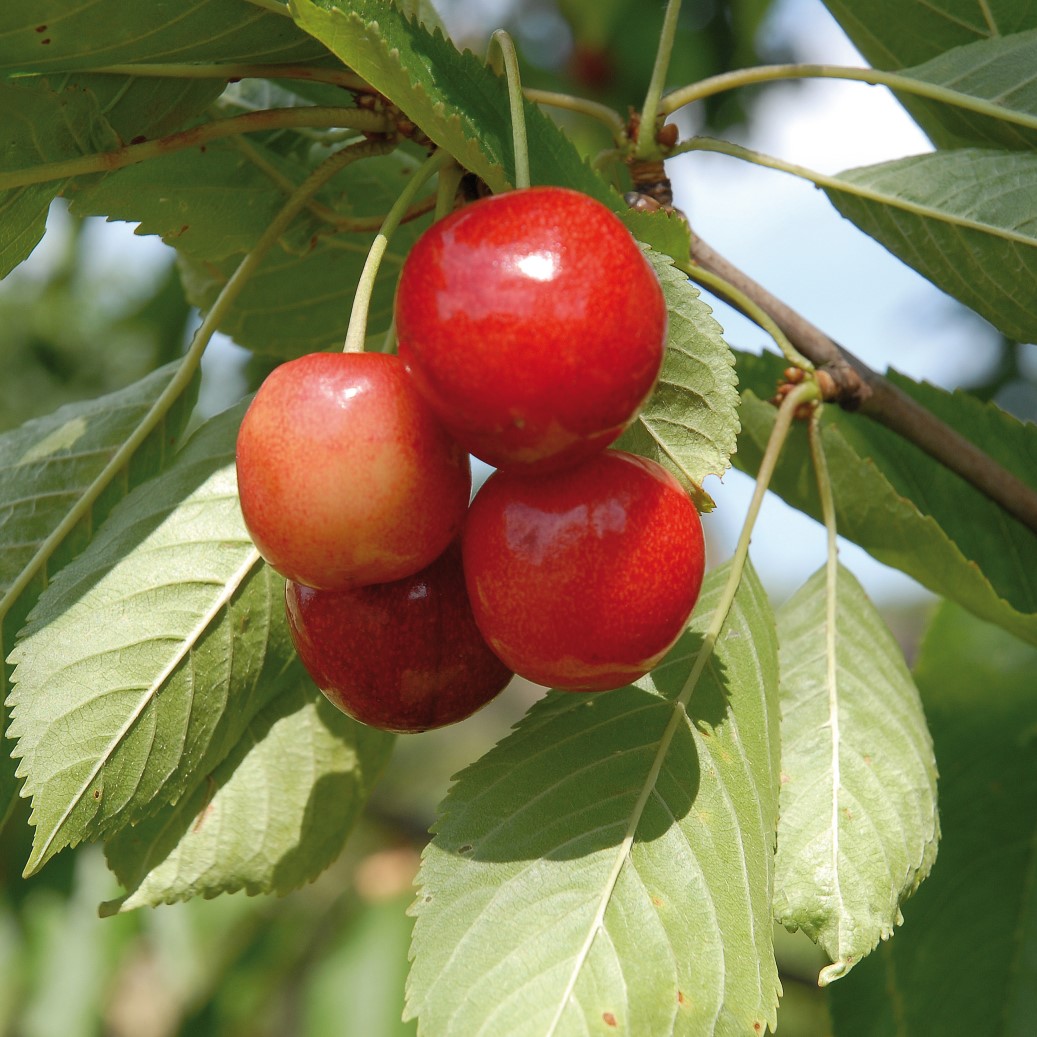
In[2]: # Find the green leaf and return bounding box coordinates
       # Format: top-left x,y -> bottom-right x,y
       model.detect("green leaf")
823,149 -> 1037,342
289,0 -> 580,196
774,565 -> 938,983
71,140 -> 305,264
170,146 -> 435,355
101,679 -> 392,913
0,361 -> 198,828
733,351 -> 1037,646
899,29 -> 1037,150
616,251 -> 738,511
820,0 -> 1037,70
284,0 -> 705,268
827,602 -> 1037,1035
0,73 -> 222,278
406,561 -> 781,1036
6,401 -> 289,875
0,0 -> 328,72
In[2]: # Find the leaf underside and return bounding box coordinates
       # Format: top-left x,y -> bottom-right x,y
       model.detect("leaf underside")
733,351 -> 1037,647
774,565 -> 938,983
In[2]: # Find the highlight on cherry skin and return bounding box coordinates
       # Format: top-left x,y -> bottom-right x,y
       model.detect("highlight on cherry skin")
395,185 -> 667,473
285,541 -> 514,733
461,449 -> 706,691
235,351 -> 471,591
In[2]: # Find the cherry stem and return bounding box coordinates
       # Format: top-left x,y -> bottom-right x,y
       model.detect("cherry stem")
635,0 -> 682,159
434,158 -> 464,220
675,379 -> 820,709
678,258 -> 813,372
0,107 -> 390,192
343,148 -> 452,354
488,29 -> 531,190
0,137 -> 371,646
660,62 -> 1037,136
522,88 -> 626,139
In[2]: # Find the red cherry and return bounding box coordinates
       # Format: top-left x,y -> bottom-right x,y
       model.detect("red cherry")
236,352 -> 470,590
285,542 -> 514,732
395,186 -> 667,472
462,450 -> 705,691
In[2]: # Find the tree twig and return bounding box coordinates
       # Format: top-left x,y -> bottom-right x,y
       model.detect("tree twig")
688,235 -> 1037,537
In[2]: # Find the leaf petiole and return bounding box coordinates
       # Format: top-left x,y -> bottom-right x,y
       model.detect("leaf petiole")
678,257 -> 814,371
0,107 -> 390,192
660,61 -> 1037,137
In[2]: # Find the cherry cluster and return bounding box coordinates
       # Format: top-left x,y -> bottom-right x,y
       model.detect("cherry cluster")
235,186 -> 706,733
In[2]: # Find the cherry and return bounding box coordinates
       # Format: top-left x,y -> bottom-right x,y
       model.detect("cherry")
285,541 -> 514,732
395,186 -> 667,472
462,449 -> 705,691
236,352 -> 471,591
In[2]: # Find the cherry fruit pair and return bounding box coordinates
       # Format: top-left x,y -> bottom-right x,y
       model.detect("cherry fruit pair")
236,186 -> 705,731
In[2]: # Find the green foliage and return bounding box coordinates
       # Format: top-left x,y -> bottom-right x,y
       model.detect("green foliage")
774,565 -> 938,983
407,563 -> 781,1035
824,150 -> 1037,342
827,602 -> 1037,1035
616,252 -> 739,510
0,0 -> 1034,1033
900,30 -> 1037,149
734,352 -> 1037,646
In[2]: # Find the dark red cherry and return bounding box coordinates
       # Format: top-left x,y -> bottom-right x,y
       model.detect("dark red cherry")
285,542 -> 514,732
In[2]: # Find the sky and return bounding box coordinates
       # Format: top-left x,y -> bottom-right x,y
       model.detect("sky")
13,0 -> 1005,608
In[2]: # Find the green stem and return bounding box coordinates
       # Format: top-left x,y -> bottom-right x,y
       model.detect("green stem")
523,88 -> 626,138
677,257 -> 813,371
635,0 -> 682,159
343,148 -> 451,353
544,378 -> 818,1037
809,408 -> 839,569
660,62 -> 1037,136
488,29 -> 530,189
0,140 -> 368,632
0,106 -> 389,192
677,136 -> 1037,246
89,62 -> 369,92
231,133 -> 436,232
674,379 -> 818,708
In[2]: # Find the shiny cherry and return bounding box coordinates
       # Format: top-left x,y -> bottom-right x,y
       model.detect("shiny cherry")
236,352 -> 470,590
462,449 -> 705,691
285,542 -> 514,732
395,186 -> 667,473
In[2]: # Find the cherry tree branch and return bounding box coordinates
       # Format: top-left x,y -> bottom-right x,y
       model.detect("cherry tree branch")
688,235 -> 1037,537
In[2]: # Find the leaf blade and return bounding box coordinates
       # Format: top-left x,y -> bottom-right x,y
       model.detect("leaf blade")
774,565 -> 939,982
732,351 -> 1037,646
823,149 -> 1037,342
406,561 -> 781,1036
6,401 -> 290,873
827,601 -> 1037,1035
0,361 -> 198,827
101,678 -> 393,913
616,252 -> 739,511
